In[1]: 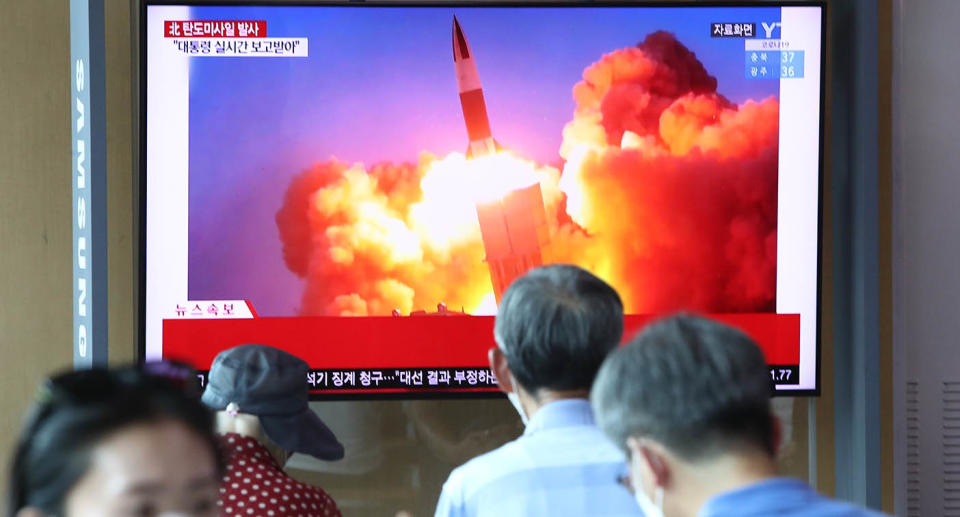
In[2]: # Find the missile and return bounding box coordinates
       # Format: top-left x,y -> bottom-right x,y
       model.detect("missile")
450,17 -> 549,303
452,16 -> 498,158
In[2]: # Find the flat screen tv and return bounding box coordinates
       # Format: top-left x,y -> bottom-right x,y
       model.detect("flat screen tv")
140,1 -> 825,397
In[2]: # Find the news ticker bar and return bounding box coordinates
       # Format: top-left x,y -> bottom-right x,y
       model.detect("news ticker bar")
196,366 -> 499,394
193,364 -> 799,393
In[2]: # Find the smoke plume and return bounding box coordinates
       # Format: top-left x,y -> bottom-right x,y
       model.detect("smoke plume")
277,31 -> 779,315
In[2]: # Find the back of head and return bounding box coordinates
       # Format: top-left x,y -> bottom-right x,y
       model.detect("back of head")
201,344 -> 344,461
591,314 -> 774,461
494,264 -> 624,393
7,365 -> 221,517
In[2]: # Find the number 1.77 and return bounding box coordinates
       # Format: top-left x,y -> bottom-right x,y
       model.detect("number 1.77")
771,368 -> 793,381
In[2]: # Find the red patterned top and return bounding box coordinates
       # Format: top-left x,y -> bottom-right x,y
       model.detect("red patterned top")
217,433 -> 341,517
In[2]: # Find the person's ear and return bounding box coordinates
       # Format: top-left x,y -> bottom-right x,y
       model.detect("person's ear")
626,436 -> 670,490
16,507 -> 49,517
488,346 -> 514,394
771,411 -> 784,455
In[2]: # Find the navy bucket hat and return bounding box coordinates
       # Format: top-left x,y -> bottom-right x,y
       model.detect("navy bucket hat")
201,344 -> 344,461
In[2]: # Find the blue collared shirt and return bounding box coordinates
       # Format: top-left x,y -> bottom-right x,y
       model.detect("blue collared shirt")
699,478 -> 887,517
434,398 -> 642,517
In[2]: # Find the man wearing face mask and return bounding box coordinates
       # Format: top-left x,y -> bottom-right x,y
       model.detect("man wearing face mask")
435,264 -> 642,517
591,314 -> 886,517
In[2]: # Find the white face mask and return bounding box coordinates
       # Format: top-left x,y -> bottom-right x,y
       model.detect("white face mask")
629,447 -> 665,517
495,336 -> 528,427
633,485 -> 664,517
506,391 -> 529,426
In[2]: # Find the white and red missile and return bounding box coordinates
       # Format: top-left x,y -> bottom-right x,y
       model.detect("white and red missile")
453,16 -> 499,158
451,19 -> 549,303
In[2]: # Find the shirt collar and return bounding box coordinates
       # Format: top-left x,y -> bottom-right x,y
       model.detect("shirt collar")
698,477 -> 814,516
524,398 -> 596,436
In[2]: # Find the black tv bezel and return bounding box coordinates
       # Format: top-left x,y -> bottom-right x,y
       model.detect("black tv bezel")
137,0 -> 826,398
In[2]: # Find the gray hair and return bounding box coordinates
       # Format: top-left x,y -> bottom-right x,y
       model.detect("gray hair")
591,314 -> 775,460
495,264 -> 623,393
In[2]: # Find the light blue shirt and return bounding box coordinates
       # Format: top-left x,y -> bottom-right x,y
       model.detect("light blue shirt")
434,399 -> 642,517
699,478 -> 888,517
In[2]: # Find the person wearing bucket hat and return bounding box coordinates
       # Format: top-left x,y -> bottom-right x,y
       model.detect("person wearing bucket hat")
202,344 -> 343,517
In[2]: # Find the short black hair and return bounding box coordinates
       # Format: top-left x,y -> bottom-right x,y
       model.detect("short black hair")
591,314 -> 774,461
7,364 -> 223,517
494,264 -> 624,394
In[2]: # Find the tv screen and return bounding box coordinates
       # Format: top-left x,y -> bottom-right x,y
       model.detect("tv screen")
141,2 -> 824,396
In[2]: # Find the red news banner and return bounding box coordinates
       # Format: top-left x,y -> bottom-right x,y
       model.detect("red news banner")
164,20 -> 266,38
163,20 -> 307,57
162,313 -> 801,396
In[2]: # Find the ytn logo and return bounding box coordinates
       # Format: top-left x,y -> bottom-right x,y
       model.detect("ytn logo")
762,22 -> 782,38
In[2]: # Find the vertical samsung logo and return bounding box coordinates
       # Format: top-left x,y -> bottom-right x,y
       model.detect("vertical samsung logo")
75,57 -> 88,359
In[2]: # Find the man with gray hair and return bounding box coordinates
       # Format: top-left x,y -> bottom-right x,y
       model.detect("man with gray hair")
591,314 -> 885,517
435,264 -> 641,517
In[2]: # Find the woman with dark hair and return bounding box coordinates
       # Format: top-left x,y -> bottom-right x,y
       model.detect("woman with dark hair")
8,364 -> 224,517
